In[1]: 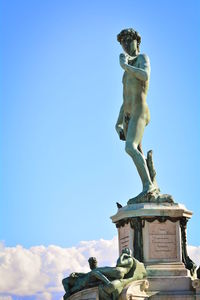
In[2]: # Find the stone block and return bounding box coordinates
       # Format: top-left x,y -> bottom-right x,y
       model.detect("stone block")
143,220 -> 181,263
67,287 -> 99,300
119,279 -> 149,300
148,276 -> 192,292
145,262 -> 188,277
118,222 -> 134,254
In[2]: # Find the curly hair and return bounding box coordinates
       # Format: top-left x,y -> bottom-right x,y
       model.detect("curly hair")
117,28 -> 141,52
88,257 -> 97,263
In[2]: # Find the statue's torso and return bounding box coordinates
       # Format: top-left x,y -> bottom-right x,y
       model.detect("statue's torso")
123,55 -> 150,123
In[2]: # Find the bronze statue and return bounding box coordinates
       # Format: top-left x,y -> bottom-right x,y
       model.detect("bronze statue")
116,28 -> 173,204
62,248 -> 146,299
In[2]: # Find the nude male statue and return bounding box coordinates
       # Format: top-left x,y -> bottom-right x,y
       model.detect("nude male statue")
62,249 -> 134,298
115,28 -> 156,198
62,248 -> 146,299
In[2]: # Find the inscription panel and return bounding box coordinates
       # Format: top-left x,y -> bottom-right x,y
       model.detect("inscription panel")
118,223 -> 130,254
149,220 -> 177,260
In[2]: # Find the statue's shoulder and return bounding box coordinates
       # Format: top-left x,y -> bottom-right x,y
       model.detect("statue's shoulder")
136,54 -> 150,70
137,53 -> 150,63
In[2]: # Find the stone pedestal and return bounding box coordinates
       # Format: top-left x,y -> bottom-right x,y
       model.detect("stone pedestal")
119,279 -> 149,300
66,281 -> 150,300
67,287 -> 99,300
192,279 -> 200,299
111,202 -> 196,299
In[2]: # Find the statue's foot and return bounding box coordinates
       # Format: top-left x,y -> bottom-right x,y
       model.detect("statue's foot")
127,188 -> 174,205
127,192 -> 144,205
63,293 -> 70,300
127,187 -> 158,205
143,184 -> 159,195
157,193 -> 174,203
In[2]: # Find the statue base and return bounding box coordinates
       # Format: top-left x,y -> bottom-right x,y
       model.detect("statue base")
147,276 -> 199,299
66,287 -> 99,300
64,279 -> 200,299
65,280 -> 149,300
111,201 -> 198,299
119,279 -> 149,299
128,190 -> 174,205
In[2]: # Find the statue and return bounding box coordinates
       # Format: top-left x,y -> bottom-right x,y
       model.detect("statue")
62,248 -> 147,300
115,28 -> 173,204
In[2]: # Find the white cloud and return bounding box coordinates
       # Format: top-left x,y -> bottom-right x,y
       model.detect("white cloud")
0,238 -> 199,300
35,292 -> 52,300
188,245 -> 200,266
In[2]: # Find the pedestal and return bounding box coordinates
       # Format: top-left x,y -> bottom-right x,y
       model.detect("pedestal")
67,287 -> 99,300
111,202 -> 196,299
119,279 -> 149,300
66,281 -> 150,300
192,279 -> 200,299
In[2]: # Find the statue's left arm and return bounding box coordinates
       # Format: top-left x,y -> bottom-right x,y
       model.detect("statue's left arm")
90,270 -> 111,284
117,253 -> 134,268
120,54 -> 150,81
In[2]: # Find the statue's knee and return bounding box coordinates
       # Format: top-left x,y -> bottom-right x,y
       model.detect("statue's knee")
115,269 -> 124,279
125,142 -> 132,155
125,142 -> 137,158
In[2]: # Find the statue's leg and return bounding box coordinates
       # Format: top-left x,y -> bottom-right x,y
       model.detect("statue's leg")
100,280 -> 123,300
138,142 -> 143,154
95,267 -> 125,280
98,285 -> 111,300
62,278 -> 70,295
125,116 -> 154,192
91,270 -> 111,284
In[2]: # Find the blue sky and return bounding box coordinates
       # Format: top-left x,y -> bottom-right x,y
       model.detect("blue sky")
1,0 -> 200,251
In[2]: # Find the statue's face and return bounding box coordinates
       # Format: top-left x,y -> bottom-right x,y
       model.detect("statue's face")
121,37 -> 137,56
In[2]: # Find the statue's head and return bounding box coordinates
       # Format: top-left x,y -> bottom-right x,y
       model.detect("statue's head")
122,247 -> 132,256
117,28 -> 141,55
88,257 -> 98,270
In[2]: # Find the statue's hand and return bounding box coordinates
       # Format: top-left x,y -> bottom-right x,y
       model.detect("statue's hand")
119,130 -> 126,141
116,126 -> 125,141
119,53 -> 127,69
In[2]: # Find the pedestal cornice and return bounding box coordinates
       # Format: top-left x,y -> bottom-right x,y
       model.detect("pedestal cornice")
111,203 -> 193,224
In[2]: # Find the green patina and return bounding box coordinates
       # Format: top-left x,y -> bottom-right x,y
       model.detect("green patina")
115,28 -> 173,204
62,248 -> 146,300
